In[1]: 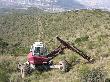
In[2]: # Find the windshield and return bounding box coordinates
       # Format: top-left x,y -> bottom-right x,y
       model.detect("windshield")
34,47 -> 48,56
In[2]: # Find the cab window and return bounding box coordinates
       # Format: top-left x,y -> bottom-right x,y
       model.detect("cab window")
34,47 -> 48,56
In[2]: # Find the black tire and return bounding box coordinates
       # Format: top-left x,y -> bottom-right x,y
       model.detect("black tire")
59,60 -> 69,72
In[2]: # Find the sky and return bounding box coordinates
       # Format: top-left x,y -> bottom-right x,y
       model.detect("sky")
0,0 -> 110,11
76,0 -> 110,8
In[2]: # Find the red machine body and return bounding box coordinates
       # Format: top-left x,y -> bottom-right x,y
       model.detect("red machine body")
27,52 -> 49,64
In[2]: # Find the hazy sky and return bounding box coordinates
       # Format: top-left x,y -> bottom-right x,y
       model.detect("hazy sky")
1,0 -> 110,6
0,0 -> 110,10
76,0 -> 110,7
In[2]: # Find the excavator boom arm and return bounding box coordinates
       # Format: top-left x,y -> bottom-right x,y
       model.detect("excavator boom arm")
47,37 -> 94,62
56,37 -> 93,62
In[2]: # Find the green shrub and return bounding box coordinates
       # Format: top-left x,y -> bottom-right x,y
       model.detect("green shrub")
0,38 -> 9,55
0,68 -> 9,82
75,36 -> 89,44
0,56 -> 18,82
80,67 -> 106,82
68,54 -> 79,65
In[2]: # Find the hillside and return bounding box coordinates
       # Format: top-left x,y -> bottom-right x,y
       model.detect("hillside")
0,9 -> 110,82
0,7 -> 46,15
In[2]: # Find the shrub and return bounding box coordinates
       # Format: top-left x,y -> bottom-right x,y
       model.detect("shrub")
0,38 -> 9,55
0,56 -> 18,82
80,67 -> 106,82
0,68 -> 9,82
75,36 -> 89,44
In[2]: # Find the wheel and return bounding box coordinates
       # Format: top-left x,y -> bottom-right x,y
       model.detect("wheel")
49,60 -> 53,65
18,62 -> 30,78
59,60 -> 69,72
21,63 -> 31,78
21,66 -> 25,78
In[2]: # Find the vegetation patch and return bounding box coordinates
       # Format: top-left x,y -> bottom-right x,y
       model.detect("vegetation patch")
0,9 -> 110,82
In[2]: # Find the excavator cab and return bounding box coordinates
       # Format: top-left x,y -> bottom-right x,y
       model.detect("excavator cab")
30,42 -> 48,56
28,42 -> 49,65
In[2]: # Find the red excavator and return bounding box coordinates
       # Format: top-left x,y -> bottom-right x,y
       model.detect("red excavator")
18,37 -> 94,78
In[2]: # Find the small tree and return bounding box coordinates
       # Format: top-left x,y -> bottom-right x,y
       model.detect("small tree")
0,38 -> 9,55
